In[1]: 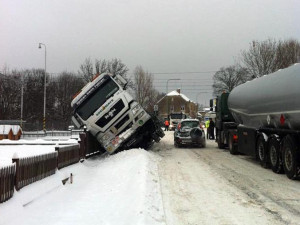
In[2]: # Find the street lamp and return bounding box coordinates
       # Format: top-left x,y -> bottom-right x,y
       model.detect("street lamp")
38,43 -> 47,132
166,79 -> 180,117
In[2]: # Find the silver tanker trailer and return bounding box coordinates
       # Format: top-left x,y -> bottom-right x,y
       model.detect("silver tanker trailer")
215,63 -> 300,180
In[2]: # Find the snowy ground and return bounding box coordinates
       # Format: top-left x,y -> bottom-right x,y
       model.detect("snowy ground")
1,131 -> 300,225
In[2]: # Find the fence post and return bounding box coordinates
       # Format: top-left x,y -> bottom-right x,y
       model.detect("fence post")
79,133 -> 87,159
55,146 -> 59,169
12,155 -> 20,191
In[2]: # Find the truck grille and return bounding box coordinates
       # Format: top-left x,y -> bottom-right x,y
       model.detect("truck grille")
96,100 -> 125,128
115,115 -> 130,130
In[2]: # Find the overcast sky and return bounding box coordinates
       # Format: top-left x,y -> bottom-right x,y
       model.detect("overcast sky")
1,0 -> 300,105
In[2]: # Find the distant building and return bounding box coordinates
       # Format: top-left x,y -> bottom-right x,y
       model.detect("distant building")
0,125 -> 22,140
157,89 -> 198,119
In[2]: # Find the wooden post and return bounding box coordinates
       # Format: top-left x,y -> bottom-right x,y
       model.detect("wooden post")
12,157 -> 19,191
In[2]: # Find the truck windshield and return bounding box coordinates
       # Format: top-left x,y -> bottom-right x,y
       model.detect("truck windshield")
75,78 -> 119,120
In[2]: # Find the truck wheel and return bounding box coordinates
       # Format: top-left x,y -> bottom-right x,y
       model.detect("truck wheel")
229,133 -> 238,155
282,135 -> 300,180
256,135 -> 269,168
268,138 -> 284,174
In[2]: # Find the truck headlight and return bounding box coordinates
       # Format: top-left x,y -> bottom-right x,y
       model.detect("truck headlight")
132,104 -> 141,115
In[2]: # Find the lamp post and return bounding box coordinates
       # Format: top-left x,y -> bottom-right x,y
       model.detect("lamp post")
38,43 -> 47,132
166,78 -> 180,118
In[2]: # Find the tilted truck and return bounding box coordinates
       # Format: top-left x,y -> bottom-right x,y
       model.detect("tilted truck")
71,73 -> 164,154
215,63 -> 300,179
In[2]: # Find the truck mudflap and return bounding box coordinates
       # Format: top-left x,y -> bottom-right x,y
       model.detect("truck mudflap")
122,115 -> 165,150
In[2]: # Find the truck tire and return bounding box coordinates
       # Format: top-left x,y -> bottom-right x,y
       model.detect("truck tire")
282,135 -> 300,180
229,133 -> 238,155
256,135 -> 269,168
268,137 -> 284,174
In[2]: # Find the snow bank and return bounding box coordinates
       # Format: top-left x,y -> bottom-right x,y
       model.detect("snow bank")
0,148 -> 165,225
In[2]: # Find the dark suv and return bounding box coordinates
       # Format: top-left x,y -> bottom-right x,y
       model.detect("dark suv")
174,119 -> 206,148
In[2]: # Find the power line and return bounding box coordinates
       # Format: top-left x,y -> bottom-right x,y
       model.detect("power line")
150,71 -> 217,74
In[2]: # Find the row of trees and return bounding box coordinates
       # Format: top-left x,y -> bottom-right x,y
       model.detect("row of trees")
213,38 -> 300,95
0,59 -> 161,130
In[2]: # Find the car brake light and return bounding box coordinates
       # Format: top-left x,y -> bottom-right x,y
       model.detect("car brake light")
233,134 -> 238,141
177,123 -> 181,130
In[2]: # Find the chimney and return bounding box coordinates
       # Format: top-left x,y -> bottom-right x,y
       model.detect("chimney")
177,88 -> 181,94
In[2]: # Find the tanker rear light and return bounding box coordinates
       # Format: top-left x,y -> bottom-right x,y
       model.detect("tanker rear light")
233,134 -> 238,141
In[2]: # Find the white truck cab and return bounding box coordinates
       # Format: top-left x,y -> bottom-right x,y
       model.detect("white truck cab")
71,73 -> 164,154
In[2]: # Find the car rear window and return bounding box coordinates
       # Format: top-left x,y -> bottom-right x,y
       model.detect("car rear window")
181,121 -> 199,128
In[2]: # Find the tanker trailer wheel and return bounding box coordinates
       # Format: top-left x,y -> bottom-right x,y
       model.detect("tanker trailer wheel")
256,135 -> 269,168
282,135 -> 300,180
268,137 -> 284,174
229,133 -> 238,155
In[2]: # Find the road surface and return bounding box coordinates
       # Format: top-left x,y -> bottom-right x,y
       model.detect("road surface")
152,131 -> 300,225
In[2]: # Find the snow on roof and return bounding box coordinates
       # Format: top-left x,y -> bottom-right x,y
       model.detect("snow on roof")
0,125 -> 21,135
11,125 -> 22,135
167,90 -> 190,102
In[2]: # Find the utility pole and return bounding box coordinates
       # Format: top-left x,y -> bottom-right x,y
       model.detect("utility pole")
38,43 -> 47,132
20,74 -> 24,128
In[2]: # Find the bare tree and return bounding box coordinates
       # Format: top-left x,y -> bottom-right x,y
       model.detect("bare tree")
0,71 -> 21,120
241,39 -> 277,77
133,66 -> 154,109
212,65 -> 249,96
132,66 -> 163,112
95,59 -> 107,75
79,58 -> 94,83
241,38 -> 300,78
79,58 -> 129,83
107,58 -> 129,78
52,72 -> 85,129
275,39 -> 300,69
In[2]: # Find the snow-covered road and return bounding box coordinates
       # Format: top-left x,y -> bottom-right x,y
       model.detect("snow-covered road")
155,131 -> 300,225
1,131 -> 300,225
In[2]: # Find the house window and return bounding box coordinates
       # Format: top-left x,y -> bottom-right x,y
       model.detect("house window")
181,105 -> 185,111
170,105 -> 174,112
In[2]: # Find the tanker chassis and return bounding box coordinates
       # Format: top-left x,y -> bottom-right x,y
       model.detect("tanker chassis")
71,73 -> 164,154
215,64 -> 300,180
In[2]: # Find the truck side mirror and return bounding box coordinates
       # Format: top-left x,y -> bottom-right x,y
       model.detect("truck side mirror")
210,99 -> 213,111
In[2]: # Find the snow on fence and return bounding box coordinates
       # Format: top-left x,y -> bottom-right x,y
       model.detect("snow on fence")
55,144 -> 80,169
13,152 -> 58,190
0,164 -> 16,203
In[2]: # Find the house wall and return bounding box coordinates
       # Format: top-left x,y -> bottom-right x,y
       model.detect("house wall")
157,95 -> 197,119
